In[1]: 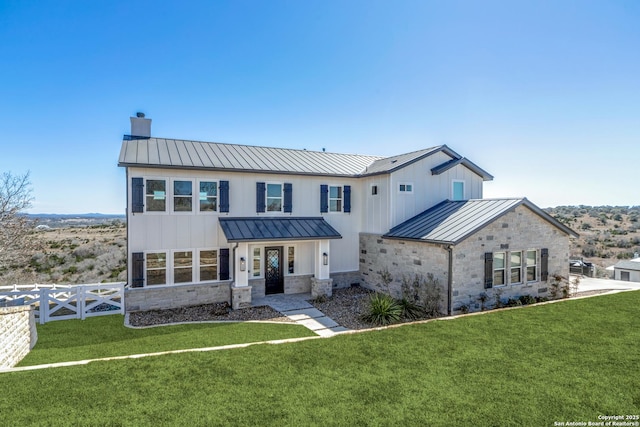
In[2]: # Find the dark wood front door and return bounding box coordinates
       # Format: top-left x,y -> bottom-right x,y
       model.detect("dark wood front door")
265,246 -> 284,294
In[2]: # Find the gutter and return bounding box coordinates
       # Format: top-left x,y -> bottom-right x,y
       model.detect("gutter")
445,245 -> 453,316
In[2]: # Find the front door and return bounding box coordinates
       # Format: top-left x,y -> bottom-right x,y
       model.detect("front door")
265,246 -> 284,294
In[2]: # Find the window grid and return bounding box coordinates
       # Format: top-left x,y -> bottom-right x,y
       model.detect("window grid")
329,186 -> 343,212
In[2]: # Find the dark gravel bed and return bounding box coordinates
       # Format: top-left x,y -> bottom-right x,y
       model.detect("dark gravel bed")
309,286 -> 377,330
128,303 -> 293,327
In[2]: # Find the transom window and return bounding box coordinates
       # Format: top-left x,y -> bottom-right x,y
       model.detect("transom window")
399,183 -> 413,193
173,251 -> 193,283
329,186 -> 343,212
493,252 -> 506,286
146,252 -> 167,285
526,250 -> 537,282
199,250 -> 218,281
266,183 -> 283,212
146,180 -> 166,212
174,181 -> 193,212
510,251 -> 522,284
199,181 -> 218,212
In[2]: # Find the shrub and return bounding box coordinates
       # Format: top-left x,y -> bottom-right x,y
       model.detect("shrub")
400,273 -> 442,318
518,295 -> 536,305
362,293 -> 402,326
397,297 -> 424,320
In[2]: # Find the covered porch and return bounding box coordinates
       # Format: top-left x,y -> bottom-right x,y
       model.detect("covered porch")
218,217 -> 342,309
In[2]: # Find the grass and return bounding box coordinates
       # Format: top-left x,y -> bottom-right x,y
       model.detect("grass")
2,291 -> 639,426
17,315 -> 316,366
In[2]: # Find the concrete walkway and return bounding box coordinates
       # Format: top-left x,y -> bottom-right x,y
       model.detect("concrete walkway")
252,293 -> 349,337
573,275 -> 640,293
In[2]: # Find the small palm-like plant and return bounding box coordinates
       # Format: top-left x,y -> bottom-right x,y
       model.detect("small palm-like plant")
398,297 -> 424,320
362,293 -> 402,326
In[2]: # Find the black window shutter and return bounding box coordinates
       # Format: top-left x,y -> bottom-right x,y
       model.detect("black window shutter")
219,180 -> 229,213
283,183 -> 292,213
320,184 -> 328,213
219,248 -> 230,280
484,252 -> 493,289
256,182 -> 266,213
541,248 -> 549,281
344,185 -> 351,213
132,252 -> 144,288
132,178 -> 144,213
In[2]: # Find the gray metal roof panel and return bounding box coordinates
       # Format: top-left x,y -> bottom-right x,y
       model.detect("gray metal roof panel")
219,217 -> 343,242
431,157 -> 494,181
384,198 -> 578,244
612,260 -> 640,271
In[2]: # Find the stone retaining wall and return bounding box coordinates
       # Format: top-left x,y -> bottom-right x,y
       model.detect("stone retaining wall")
125,282 -> 232,312
1,305 -> 37,369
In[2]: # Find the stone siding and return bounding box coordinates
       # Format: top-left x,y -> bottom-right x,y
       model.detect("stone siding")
249,278 -> 266,298
125,282 -> 232,312
451,205 -> 571,313
284,275 -> 313,294
359,233 -> 449,304
330,271 -> 361,289
1,305 -> 38,369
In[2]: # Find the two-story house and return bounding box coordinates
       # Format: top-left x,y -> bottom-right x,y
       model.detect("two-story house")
119,114 -> 577,314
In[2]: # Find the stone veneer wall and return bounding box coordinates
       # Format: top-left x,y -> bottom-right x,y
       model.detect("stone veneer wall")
451,205 -> 571,313
359,233 -> 449,304
330,271 -> 361,289
125,281 -> 232,312
1,305 -> 38,369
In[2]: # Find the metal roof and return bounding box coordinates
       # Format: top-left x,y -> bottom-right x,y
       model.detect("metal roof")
384,198 -> 579,244
431,157 -> 494,181
613,260 -> 640,271
118,137 -> 492,179
219,217 -> 342,242
119,137 -> 383,177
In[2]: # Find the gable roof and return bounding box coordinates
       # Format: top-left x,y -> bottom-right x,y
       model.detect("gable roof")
219,217 -> 342,242
118,137 -> 492,179
613,260 -> 640,271
383,198 -> 579,244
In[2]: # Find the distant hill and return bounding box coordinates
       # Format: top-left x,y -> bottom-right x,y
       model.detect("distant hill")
26,213 -> 125,228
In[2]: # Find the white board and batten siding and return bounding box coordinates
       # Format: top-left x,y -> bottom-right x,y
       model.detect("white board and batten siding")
126,167 -> 363,286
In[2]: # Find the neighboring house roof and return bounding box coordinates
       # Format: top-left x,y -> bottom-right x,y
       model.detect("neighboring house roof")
612,260 -> 640,271
383,198 -> 579,244
118,137 -> 493,179
219,217 -> 342,242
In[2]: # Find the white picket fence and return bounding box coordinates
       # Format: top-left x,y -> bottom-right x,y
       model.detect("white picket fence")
0,282 -> 125,324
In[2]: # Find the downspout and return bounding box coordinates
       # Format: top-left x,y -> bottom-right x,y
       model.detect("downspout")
446,244 -> 453,316
231,243 -> 239,285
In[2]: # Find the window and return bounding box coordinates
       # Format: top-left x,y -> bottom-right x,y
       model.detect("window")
200,250 -> 218,281
174,181 -> 193,212
146,252 -> 167,285
252,247 -> 262,277
452,181 -> 465,201
266,183 -> 283,212
146,180 -> 166,212
371,185 -> 378,196
329,186 -> 343,212
493,252 -> 506,286
174,251 -> 193,283
199,181 -> 218,212
510,251 -> 522,284
287,246 -> 295,274
399,183 -> 413,193
526,250 -> 537,282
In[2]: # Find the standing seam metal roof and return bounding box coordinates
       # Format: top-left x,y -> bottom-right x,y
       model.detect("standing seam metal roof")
384,198 -> 579,244
119,137 -> 492,179
218,217 -> 342,242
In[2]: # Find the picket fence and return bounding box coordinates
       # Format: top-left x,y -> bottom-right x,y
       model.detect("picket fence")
0,282 -> 125,324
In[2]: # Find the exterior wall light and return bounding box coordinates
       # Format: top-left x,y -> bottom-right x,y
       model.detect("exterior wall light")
240,257 -> 246,271
323,252 -> 328,266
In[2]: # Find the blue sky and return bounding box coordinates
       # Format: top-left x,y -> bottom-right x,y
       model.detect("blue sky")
1,0 -> 638,214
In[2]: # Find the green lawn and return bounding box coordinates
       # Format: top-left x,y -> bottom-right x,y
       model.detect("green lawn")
2,291 -> 639,426
18,315 -> 316,366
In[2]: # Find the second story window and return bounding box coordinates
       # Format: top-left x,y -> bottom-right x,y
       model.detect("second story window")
399,183 -> 413,193
174,180 -> 193,212
266,183 -> 283,212
199,181 -> 218,212
146,179 -> 166,212
329,186 -> 343,212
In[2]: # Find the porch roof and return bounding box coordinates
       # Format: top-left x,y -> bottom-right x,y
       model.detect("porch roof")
219,217 -> 342,242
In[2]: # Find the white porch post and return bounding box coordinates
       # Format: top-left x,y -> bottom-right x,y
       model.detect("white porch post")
231,242 -> 252,309
312,239 -> 333,297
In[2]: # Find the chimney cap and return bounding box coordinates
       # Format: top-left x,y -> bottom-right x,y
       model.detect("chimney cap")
136,112 -> 145,118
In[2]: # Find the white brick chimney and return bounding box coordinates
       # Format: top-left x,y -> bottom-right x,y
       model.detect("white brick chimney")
130,112 -> 151,137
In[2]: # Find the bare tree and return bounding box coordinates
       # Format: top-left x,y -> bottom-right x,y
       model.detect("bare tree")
0,171 -> 38,274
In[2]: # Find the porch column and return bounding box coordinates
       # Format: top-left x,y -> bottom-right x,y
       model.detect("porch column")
231,242 -> 252,309
312,239 -> 333,297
